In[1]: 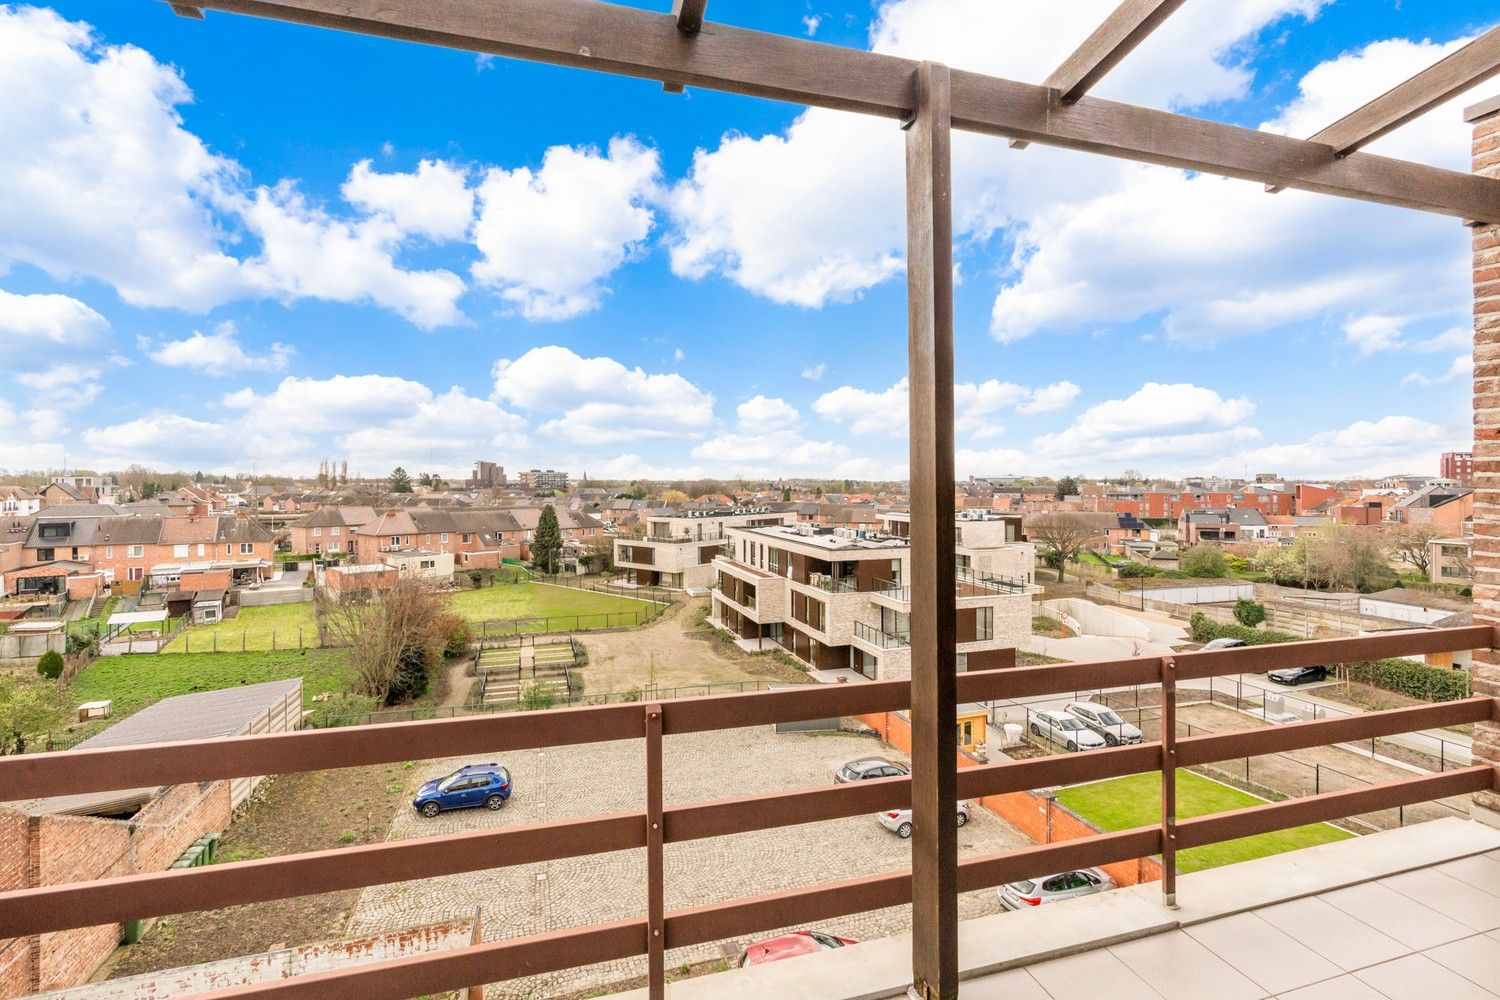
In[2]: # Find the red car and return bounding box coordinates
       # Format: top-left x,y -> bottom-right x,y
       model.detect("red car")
738,930 -> 858,967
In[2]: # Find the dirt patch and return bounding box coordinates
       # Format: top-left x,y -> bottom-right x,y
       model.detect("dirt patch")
108,762 -> 409,978
575,598 -> 810,696
1149,702 -> 1469,831
1311,679 -> 1474,737
1031,615 -> 1068,638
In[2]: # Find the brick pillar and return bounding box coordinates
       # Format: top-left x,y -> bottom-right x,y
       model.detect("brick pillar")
1469,94 -> 1500,816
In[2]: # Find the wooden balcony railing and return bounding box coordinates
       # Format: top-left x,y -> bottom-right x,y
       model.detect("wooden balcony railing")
0,625 -> 1494,1000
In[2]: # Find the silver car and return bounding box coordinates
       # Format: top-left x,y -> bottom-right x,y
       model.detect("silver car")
997,868 -> 1116,909
1029,710 -> 1106,751
1065,702 -> 1143,746
876,800 -> 971,839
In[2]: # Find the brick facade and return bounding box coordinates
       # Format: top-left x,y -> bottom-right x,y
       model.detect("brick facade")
1469,98 -> 1500,814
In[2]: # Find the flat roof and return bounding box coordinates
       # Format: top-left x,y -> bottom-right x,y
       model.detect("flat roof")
736,524 -> 907,552
106,610 -> 168,626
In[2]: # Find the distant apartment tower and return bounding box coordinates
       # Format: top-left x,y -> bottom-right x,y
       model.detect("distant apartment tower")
468,461 -> 506,488
520,469 -> 569,492
1440,451 -> 1474,483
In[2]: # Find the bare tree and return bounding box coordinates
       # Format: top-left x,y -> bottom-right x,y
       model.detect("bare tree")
1386,522 -> 1443,578
1027,512 -> 1106,582
315,575 -> 445,705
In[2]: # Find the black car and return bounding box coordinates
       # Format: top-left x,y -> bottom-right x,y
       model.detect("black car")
835,757 -> 909,784
1268,665 -> 1327,686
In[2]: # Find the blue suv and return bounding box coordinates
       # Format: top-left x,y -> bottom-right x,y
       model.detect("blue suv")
413,763 -> 513,817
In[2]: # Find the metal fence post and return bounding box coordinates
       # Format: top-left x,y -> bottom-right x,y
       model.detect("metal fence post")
1160,655 -> 1178,908
644,703 -> 665,1000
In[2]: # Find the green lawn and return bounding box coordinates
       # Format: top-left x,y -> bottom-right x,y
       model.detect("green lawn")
449,582 -> 656,632
163,602 -> 318,653
1055,770 -> 1352,873
69,648 -> 358,718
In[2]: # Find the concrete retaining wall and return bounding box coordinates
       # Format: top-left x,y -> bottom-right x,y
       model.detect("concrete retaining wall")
237,588 -> 313,607
1038,599 -> 1151,640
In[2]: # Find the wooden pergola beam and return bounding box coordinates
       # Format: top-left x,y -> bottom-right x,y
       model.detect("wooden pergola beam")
178,0 -> 1500,222
1011,0 -> 1186,148
671,0 -> 706,37
1315,25 -> 1500,156
1047,0 -> 1188,105
1269,25 -> 1500,193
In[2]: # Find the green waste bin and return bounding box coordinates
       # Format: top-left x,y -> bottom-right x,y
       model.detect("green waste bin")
122,919 -> 145,945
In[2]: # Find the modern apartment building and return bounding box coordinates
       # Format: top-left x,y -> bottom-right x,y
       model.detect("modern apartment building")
710,510 -> 1036,681
615,508 -> 795,590
1440,450 -> 1474,483
519,468 -> 569,492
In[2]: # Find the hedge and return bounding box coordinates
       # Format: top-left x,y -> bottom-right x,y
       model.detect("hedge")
1336,658 -> 1470,702
1188,613 -> 1300,646
1190,613 -> 1471,702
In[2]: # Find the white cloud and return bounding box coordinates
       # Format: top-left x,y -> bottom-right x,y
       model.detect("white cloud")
1027,382 -> 1259,471
801,363 -> 827,381
492,346 -> 713,443
814,376 -> 1083,437
1403,353 -> 1473,387
147,322 -> 293,376
991,33 -> 1483,346
0,8 -> 471,327
14,364 -> 102,409
234,177 -> 468,329
1344,316 -> 1470,356
802,15 -> 821,36
673,347 -> 685,362
472,138 -> 660,320
341,159 -> 474,242
0,288 -> 110,356
667,0 -> 1328,308
589,454 -> 707,481
735,395 -> 800,431
1233,416 -> 1453,477
693,395 -> 848,473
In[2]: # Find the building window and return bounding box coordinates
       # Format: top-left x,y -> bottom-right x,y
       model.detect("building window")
975,606 -> 994,641
420,560 -> 435,570
440,533 -> 449,543
768,548 -> 780,574
331,526 -> 341,536
174,544 -> 189,557
104,547 -> 113,559
198,544 -> 206,557
37,547 -> 54,562
240,543 -> 254,555
128,567 -> 143,581
313,527 -> 322,537
128,545 -> 144,558
462,533 -> 472,543
328,542 -> 341,553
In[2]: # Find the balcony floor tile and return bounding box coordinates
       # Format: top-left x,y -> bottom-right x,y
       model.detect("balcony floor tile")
1351,953 -> 1498,1000
1184,911 -> 1343,995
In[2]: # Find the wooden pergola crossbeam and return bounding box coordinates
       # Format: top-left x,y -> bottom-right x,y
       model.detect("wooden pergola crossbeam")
181,0 -> 1500,222
1269,25 -> 1500,192
671,0 -> 706,37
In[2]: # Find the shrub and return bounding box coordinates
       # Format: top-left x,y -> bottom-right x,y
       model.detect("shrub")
1117,562 -> 1161,578
1233,598 -> 1266,628
518,682 -> 555,711
1179,545 -> 1229,579
36,649 -> 65,680
1337,658 -> 1470,702
435,612 -> 473,659
1188,613 -> 1299,646
468,570 -> 484,588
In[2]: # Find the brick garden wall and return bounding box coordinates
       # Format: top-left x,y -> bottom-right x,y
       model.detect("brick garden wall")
1469,99 -> 1500,814
855,710 -> 1162,888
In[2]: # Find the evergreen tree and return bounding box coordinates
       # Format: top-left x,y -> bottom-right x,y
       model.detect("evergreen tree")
532,504 -> 564,573
389,467 -> 414,493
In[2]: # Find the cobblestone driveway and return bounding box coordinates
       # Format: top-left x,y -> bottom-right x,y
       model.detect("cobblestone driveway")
350,727 -> 1029,998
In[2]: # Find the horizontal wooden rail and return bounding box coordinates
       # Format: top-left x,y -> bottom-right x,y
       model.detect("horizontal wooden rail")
1176,696 -> 1494,767
1176,766 -> 1494,847
6,625 -> 1486,799
3,679 -> 1483,939
168,767 -> 1491,1000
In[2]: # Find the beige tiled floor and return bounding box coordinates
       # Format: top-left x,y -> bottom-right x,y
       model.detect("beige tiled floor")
960,850 -> 1500,999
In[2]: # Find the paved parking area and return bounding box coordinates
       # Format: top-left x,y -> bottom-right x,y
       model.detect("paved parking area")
349,727 -> 1029,998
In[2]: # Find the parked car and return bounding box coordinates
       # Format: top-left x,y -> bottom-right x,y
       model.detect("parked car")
738,930 -> 857,966
1268,665 -> 1328,686
997,869 -> 1116,909
876,800 -> 972,839
1029,710 -> 1106,751
1203,637 -> 1248,650
1064,702 -> 1143,746
835,757 -> 910,784
413,763 -> 513,817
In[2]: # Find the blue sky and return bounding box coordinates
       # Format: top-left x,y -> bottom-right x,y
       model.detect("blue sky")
0,1 -> 1495,482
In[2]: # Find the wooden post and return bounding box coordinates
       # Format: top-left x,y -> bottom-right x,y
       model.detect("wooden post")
644,703 -> 665,1000
905,60 -> 958,1000
1160,655 -> 1178,907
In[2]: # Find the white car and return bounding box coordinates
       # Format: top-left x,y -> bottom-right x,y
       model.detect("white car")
876,801 -> 971,839
998,868 -> 1116,909
1065,702 -> 1144,746
1029,710 -> 1105,751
